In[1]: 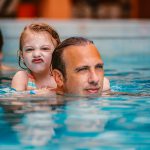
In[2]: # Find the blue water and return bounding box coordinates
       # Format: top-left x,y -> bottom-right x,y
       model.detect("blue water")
0,32 -> 150,149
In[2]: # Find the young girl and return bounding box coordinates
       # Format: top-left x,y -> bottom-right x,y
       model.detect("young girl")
11,23 -> 60,91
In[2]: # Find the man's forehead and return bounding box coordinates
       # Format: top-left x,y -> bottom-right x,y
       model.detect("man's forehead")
63,44 -> 103,65
63,44 -> 100,57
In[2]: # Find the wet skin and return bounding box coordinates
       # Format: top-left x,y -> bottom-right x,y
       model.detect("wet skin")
56,43 -> 104,96
21,31 -> 56,74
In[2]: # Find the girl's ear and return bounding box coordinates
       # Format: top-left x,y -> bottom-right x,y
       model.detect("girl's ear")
52,69 -> 64,88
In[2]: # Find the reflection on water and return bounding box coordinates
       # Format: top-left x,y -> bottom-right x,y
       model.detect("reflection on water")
65,100 -> 108,133
13,110 -> 55,146
0,94 -> 149,149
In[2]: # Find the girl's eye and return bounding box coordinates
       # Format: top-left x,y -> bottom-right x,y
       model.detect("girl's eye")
25,48 -> 34,52
41,47 -> 51,51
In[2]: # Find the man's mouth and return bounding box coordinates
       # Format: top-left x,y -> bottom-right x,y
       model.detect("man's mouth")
32,58 -> 43,63
85,88 -> 100,94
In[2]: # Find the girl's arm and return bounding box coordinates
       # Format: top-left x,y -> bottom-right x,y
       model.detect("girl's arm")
11,71 -> 28,91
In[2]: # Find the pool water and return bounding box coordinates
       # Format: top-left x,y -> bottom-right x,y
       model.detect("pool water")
0,20 -> 150,150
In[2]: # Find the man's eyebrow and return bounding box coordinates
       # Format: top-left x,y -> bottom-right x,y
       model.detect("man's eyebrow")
95,62 -> 104,67
75,66 -> 89,72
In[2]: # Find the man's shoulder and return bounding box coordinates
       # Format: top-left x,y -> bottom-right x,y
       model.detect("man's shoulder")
103,77 -> 110,92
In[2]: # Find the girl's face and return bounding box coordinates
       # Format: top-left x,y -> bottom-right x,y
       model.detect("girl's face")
21,31 -> 56,74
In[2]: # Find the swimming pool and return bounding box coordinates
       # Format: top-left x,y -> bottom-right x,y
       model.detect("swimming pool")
0,20 -> 150,149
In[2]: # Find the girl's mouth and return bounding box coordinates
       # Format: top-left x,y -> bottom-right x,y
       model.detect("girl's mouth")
32,58 -> 43,63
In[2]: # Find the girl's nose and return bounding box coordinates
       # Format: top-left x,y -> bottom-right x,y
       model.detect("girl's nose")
32,49 -> 41,57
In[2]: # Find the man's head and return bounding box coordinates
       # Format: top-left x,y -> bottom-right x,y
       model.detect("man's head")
51,37 -> 104,96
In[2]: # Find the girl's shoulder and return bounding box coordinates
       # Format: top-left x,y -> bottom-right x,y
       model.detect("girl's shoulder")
11,70 -> 28,91
12,70 -> 29,84
14,70 -> 28,78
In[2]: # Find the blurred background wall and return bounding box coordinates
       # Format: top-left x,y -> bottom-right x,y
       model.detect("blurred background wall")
0,0 -> 150,66
0,0 -> 150,19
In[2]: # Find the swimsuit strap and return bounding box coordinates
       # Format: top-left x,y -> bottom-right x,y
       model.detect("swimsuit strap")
26,71 -> 37,90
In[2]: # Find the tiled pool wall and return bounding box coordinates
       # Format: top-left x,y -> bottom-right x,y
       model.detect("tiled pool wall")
0,19 -> 150,66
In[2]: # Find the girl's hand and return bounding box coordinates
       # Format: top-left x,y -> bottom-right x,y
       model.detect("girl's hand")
30,87 -> 56,95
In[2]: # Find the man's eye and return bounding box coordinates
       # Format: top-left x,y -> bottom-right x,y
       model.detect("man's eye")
96,64 -> 103,69
76,67 -> 88,72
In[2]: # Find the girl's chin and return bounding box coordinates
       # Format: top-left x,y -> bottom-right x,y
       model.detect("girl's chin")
31,69 -> 46,74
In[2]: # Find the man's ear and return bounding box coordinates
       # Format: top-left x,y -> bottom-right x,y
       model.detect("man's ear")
52,69 -> 64,88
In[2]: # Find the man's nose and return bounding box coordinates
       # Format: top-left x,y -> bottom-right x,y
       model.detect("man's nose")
88,70 -> 99,85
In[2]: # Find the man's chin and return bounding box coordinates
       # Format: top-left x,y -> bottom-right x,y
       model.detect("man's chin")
56,89 -> 101,98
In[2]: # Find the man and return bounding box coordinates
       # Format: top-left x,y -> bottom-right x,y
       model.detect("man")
51,37 -> 110,96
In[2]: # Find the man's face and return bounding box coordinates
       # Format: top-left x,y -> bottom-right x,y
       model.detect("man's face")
62,43 -> 104,96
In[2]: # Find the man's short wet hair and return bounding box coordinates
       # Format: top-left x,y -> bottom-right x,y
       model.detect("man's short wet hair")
51,37 -> 93,79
